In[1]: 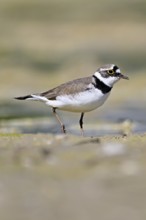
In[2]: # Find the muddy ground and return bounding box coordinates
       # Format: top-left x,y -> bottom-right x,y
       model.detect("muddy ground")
0,132 -> 146,220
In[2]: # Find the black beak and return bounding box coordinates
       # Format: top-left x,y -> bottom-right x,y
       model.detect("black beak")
119,73 -> 129,80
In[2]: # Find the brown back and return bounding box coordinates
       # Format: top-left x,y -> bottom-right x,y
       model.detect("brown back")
40,76 -> 92,100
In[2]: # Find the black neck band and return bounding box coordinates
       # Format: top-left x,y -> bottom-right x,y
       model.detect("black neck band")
92,75 -> 112,94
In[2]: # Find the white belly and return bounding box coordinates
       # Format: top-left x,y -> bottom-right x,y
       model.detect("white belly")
46,89 -> 110,112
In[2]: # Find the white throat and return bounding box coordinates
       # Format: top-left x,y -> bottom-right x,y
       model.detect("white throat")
94,71 -> 120,87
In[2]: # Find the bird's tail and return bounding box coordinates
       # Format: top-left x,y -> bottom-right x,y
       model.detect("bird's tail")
14,94 -> 48,102
15,95 -> 34,100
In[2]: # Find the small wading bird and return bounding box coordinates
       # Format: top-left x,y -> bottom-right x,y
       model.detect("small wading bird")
15,64 -> 129,136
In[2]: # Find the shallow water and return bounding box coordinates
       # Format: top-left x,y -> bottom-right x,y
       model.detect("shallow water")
1,101 -> 146,136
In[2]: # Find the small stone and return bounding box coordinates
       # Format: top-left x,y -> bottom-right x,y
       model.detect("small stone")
101,142 -> 126,157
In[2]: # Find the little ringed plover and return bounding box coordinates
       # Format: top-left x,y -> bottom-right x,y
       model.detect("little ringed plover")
15,64 -> 129,135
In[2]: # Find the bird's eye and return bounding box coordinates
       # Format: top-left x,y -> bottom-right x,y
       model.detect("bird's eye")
108,69 -> 114,74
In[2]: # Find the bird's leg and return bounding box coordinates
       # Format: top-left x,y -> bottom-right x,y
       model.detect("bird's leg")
79,112 -> 85,136
52,108 -> 66,134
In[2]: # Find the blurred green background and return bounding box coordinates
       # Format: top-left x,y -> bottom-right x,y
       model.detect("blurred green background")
0,0 -> 146,122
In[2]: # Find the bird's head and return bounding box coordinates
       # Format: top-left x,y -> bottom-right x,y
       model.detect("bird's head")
93,64 -> 129,87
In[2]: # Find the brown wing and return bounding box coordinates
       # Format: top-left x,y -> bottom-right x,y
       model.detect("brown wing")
40,76 -> 92,100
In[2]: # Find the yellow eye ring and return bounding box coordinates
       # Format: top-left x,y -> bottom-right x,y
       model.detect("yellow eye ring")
108,69 -> 114,74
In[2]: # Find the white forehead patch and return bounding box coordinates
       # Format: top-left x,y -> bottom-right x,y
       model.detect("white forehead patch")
116,68 -> 121,73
